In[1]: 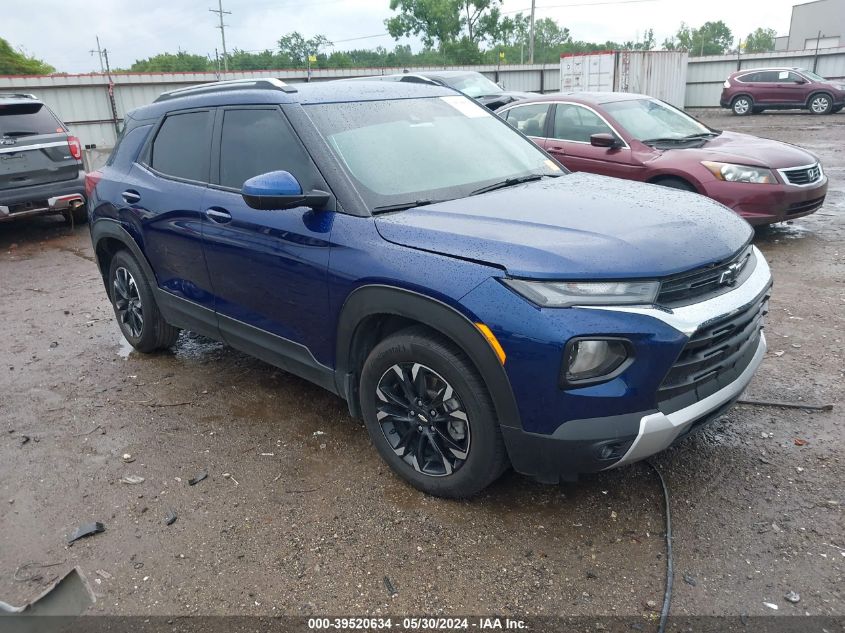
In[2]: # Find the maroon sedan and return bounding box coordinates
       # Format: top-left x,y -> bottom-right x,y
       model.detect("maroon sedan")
497,92 -> 828,226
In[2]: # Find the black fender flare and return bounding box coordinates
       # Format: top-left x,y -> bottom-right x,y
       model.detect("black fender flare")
335,285 -> 522,430
90,219 -> 157,291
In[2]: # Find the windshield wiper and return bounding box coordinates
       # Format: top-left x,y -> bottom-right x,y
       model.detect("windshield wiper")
470,173 -> 555,196
1,130 -> 38,137
372,199 -> 444,214
682,131 -> 721,139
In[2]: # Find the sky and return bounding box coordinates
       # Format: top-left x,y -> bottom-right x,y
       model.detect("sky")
2,0 -> 804,73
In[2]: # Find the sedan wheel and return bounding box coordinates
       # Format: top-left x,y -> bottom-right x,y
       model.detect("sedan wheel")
809,94 -> 832,115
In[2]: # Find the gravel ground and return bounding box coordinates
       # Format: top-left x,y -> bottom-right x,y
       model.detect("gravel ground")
0,111 -> 842,622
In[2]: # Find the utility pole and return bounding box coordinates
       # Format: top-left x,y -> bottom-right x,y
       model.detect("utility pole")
101,47 -> 121,137
528,0 -> 536,64
89,36 -> 105,73
209,0 -> 231,73
812,29 -> 822,72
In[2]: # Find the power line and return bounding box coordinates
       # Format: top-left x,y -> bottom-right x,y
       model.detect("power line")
209,0 -> 231,72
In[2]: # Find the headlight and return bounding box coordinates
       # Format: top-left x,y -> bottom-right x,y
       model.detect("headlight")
501,279 -> 659,307
702,161 -> 776,184
562,338 -> 632,385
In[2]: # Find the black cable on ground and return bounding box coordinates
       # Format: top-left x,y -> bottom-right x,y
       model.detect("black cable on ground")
646,460 -> 673,633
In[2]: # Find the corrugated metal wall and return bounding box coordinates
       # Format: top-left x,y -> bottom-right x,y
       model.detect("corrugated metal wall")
3,46 -> 844,149
685,46 -> 845,107
0,65 -> 558,148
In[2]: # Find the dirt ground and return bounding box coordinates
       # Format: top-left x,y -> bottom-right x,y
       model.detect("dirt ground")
0,111 -> 842,622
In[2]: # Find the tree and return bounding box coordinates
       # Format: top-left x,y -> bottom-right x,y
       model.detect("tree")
743,27 -> 777,53
386,0 -> 504,55
664,21 -> 733,56
278,32 -> 333,67
0,38 -> 54,75
129,52 -> 210,72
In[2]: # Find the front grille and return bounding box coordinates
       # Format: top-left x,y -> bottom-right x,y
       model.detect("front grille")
787,196 -> 826,215
656,288 -> 770,415
656,246 -> 754,307
780,163 -> 823,186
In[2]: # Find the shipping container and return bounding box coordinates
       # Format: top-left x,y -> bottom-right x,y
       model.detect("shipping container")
560,50 -> 689,108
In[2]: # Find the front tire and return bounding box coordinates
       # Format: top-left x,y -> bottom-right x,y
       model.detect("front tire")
359,326 -> 508,498
108,250 -> 180,353
732,96 -> 753,116
809,93 -> 833,115
653,177 -> 696,193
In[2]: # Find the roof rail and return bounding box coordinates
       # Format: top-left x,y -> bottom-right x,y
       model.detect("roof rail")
0,93 -> 38,100
154,78 -> 297,102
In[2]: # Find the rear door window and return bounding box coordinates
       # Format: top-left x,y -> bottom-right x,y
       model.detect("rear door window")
150,111 -> 212,182
217,108 -> 315,190
502,103 -> 549,137
0,102 -> 64,137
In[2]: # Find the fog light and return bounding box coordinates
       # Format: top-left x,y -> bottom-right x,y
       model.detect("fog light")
562,338 -> 631,385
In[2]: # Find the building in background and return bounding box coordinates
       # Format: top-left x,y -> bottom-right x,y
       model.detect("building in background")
775,0 -> 845,51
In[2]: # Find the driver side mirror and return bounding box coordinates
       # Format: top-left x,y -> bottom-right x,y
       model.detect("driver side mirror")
794,77 -> 807,84
590,133 -> 622,149
241,171 -> 330,211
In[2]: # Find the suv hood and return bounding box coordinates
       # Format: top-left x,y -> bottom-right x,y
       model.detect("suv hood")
375,172 -> 752,280
656,131 -> 818,169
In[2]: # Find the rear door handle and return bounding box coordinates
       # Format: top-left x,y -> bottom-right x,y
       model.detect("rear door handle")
205,207 -> 232,223
121,189 -> 141,203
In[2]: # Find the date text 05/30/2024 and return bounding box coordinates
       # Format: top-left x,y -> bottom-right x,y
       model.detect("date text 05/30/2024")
307,617 -> 527,630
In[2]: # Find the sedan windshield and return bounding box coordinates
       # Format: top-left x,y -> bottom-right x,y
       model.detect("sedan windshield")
442,73 -> 504,98
305,96 -> 561,210
603,98 -> 711,142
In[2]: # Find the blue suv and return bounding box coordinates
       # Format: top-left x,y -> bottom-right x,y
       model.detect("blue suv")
87,79 -> 771,498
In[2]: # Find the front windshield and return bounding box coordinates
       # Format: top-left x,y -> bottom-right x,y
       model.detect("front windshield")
442,73 -> 503,98
799,68 -> 827,82
603,98 -> 710,141
305,95 -> 561,210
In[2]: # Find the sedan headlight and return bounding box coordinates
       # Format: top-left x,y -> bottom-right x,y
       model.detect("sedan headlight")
502,279 -> 659,307
702,161 -> 776,184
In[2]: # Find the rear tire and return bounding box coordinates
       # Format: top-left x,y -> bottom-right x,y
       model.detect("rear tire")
107,250 -> 180,353
731,96 -> 753,116
359,326 -> 508,498
808,93 -> 833,115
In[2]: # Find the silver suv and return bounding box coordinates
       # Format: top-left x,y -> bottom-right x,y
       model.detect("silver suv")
1,93 -> 86,224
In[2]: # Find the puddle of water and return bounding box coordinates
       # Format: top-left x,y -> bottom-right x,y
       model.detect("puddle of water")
117,335 -> 135,359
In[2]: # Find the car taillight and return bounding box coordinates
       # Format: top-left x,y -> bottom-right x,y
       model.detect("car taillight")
85,170 -> 102,198
723,80 -> 731,89
68,135 -> 82,161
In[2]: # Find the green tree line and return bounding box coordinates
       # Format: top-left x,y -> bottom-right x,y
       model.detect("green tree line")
1,3 -> 780,76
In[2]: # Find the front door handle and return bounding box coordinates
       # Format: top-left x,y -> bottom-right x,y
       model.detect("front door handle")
547,145 -> 566,153
121,189 -> 141,203
205,207 -> 232,223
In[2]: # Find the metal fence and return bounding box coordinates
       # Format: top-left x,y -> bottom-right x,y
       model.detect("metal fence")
0,65 -> 558,150
2,46 -> 844,152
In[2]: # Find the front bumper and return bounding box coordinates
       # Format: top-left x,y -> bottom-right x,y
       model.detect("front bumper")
499,247 -> 772,483
704,176 -> 828,226
0,172 -> 86,222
